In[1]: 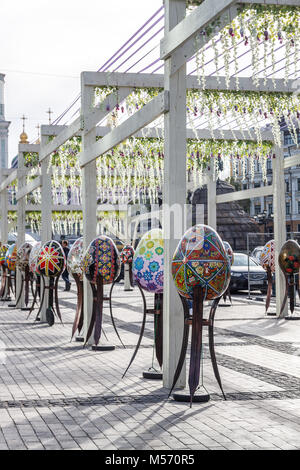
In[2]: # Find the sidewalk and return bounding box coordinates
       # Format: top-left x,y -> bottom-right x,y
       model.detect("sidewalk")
0,282 -> 299,450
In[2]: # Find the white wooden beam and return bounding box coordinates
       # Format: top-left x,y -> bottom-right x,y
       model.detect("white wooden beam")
283,154 -> 300,169
40,119 -> 81,162
163,0 -> 187,390
16,176 -> 42,201
81,83 -> 98,346
0,169 -> 18,192
239,0 -> 300,5
160,0 -> 236,60
16,149 -> 26,308
79,91 -> 169,167
216,184 -> 274,204
82,71 -> 295,93
0,170 -> 8,243
207,160 -> 216,229
273,145 -> 287,317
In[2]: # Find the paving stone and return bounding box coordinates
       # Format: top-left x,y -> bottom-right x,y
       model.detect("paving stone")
0,284 -> 300,450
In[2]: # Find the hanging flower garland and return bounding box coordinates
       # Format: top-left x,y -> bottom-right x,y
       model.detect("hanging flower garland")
186,89 -> 300,147
52,211 -> 83,236
26,211 -> 41,235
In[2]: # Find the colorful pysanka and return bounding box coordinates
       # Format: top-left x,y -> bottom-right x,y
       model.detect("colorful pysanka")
260,240 -> 275,273
37,240 -> 66,277
0,244 -> 8,266
120,245 -> 135,264
279,240 -> 300,275
172,224 -> 230,300
29,242 -> 42,274
132,228 -> 164,294
223,241 -> 234,266
16,242 -> 33,272
82,236 -> 120,285
67,237 -> 84,278
5,244 -> 17,271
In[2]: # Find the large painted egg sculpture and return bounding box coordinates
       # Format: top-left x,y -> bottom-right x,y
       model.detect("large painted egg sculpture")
29,242 -> 42,274
120,245 -> 135,264
260,240 -> 275,273
16,242 -> 33,272
223,241 -> 234,266
172,224 -> 231,300
132,228 -> 164,293
67,237 -> 84,279
0,244 -> 8,266
37,240 -> 66,277
82,236 -> 120,285
5,244 -> 17,271
279,240 -> 300,275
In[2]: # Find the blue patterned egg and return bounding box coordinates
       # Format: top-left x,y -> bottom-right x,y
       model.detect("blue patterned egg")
133,229 -> 164,293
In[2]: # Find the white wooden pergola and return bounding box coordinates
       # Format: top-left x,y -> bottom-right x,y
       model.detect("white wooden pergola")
0,0 -> 298,390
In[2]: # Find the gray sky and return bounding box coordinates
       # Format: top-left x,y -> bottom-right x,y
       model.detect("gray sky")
1,0 -> 162,164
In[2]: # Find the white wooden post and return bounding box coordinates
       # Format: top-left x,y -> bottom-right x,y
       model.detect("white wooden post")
163,0 -> 187,389
81,82 -> 97,344
40,133 -> 52,322
0,170 -> 8,243
207,159 -> 217,230
16,148 -> 26,308
273,145 -> 287,317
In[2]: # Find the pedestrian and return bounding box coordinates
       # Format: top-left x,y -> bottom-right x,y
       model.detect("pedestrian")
61,240 -> 71,291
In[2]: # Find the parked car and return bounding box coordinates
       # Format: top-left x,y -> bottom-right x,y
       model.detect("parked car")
230,252 -> 268,294
251,246 -> 264,264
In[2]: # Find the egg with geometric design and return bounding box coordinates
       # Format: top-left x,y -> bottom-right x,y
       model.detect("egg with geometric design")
172,224 -> 231,301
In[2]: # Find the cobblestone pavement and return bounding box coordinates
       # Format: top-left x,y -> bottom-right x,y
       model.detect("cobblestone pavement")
0,282 -> 299,450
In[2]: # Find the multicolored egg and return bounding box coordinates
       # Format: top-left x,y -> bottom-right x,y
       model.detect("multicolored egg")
172,224 -> 230,300
120,245 -> 135,264
29,242 -> 42,274
132,229 -> 164,293
279,240 -> 300,275
16,242 -> 33,272
0,244 -> 8,266
67,237 -> 84,279
82,236 -> 120,285
5,244 -> 17,271
260,240 -> 275,273
223,241 -> 234,266
37,240 -> 66,277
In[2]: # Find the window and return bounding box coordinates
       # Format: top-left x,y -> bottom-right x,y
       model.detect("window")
298,178 -> 300,192
286,202 -> 290,215
298,224 -> 300,233
243,184 -> 248,190
254,205 -> 261,215
254,182 -> 260,188
287,224 -> 291,233
298,201 -> 300,214
267,159 -> 272,171
286,181 -> 290,193
268,204 -> 273,216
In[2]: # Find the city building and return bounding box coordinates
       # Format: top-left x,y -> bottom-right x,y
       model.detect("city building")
233,127 -> 300,234
0,74 -> 10,168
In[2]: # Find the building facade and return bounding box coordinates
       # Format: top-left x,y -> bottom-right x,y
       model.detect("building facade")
234,129 -> 300,234
0,74 -> 10,169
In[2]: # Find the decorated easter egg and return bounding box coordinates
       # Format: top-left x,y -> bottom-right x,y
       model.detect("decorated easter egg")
16,242 -> 33,272
37,240 -> 66,277
172,224 -> 230,300
279,240 -> 300,275
0,244 -> 8,266
29,242 -> 42,274
120,245 -> 135,264
67,237 -> 84,278
223,241 -> 234,266
260,240 -> 275,273
5,244 -> 17,271
82,236 -> 120,285
132,228 -> 164,293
